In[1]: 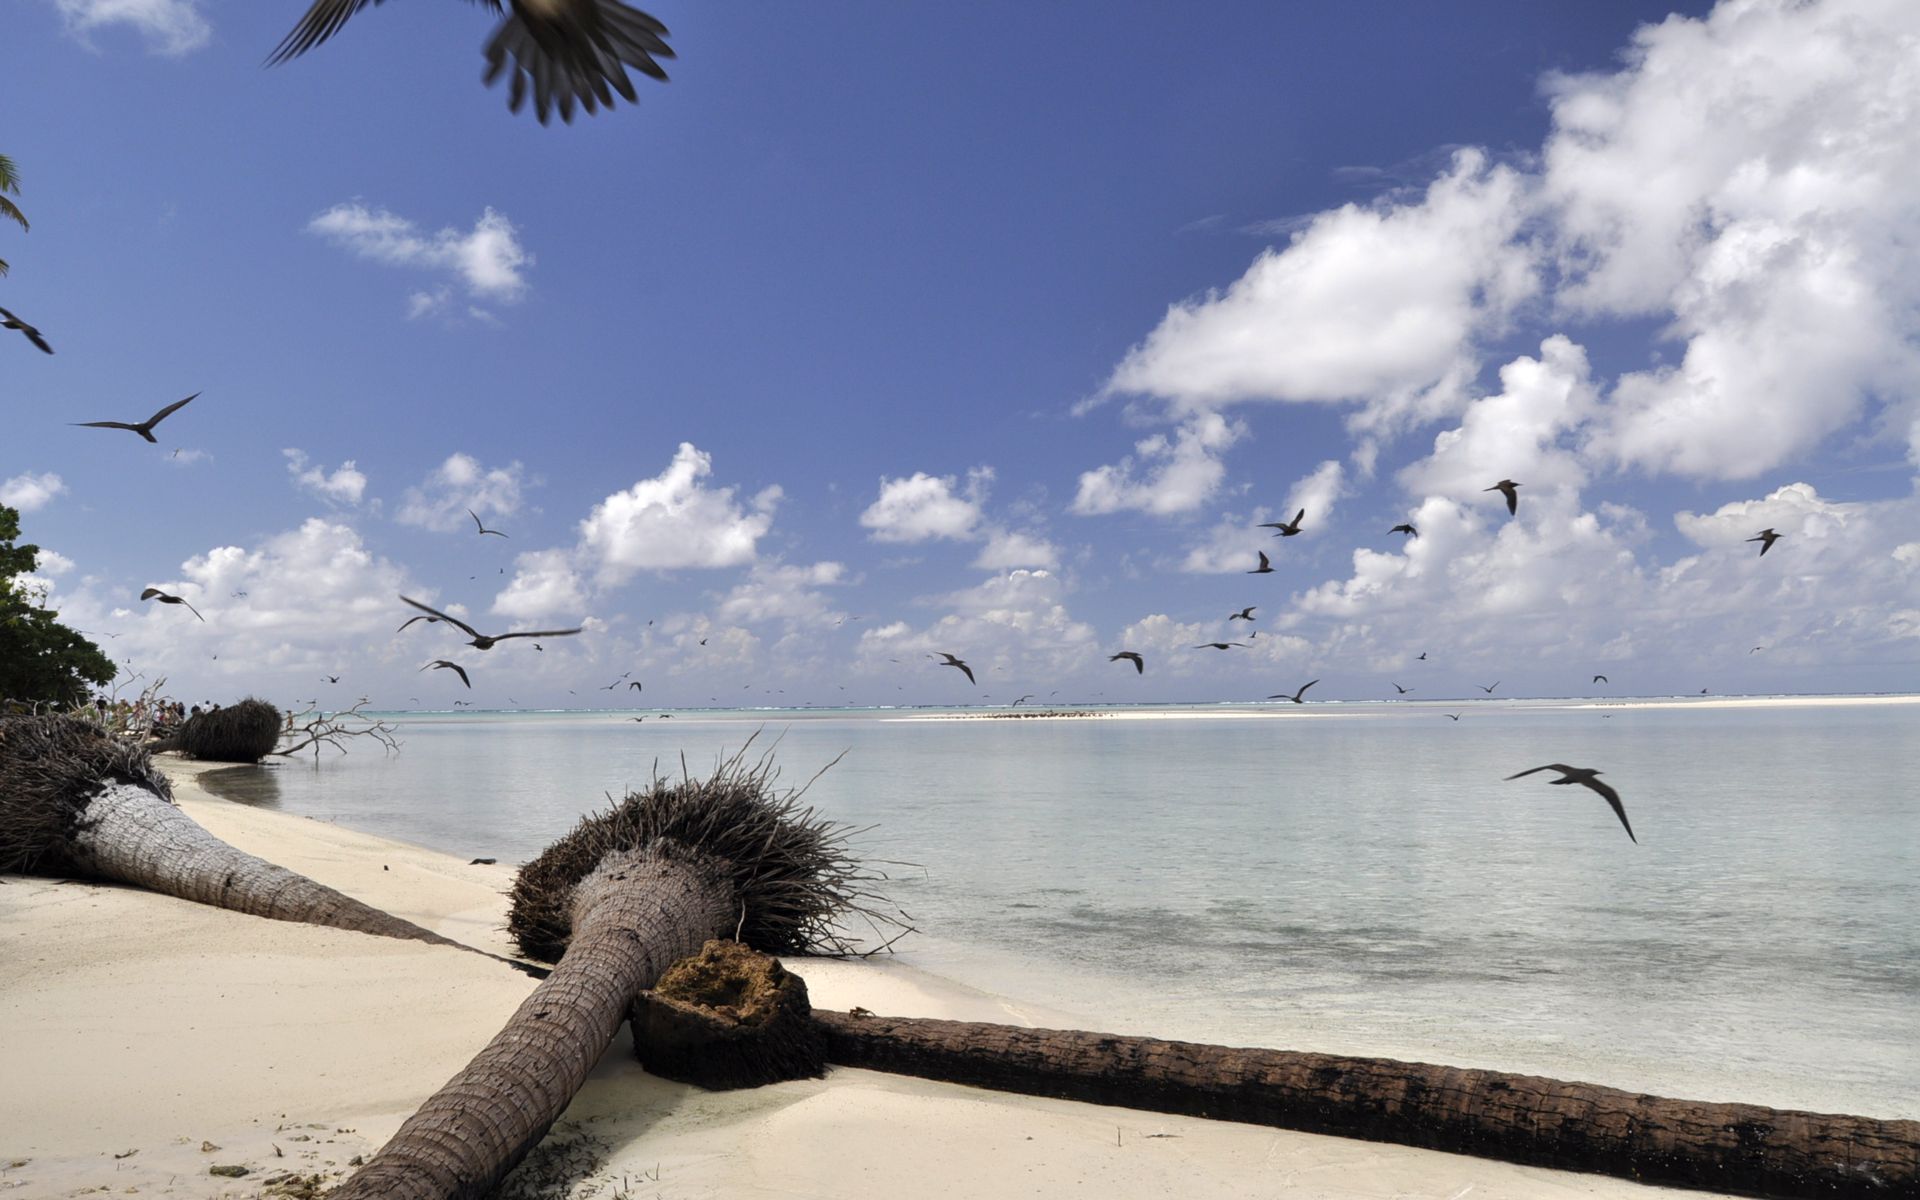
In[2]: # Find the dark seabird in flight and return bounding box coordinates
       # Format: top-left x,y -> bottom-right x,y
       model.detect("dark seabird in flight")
397,613 -> 441,632
1228,606 -> 1257,621
1268,679 -> 1319,704
1593,675 -> 1609,684
1478,682 -> 1500,694
1485,479 -> 1520,516
139,587 -> 203,621
1109,651 -> 1144,674
1444,713 -> 1462,721
1747,528 -> 1781,556
1248,551 -> 1275,575
1193,642 -> 1247,651
399,595 -> 581,649
1012,694 -> 1035,707
469,509 -> 509,537
1389,523 -> 1418,538
935,652 -> 976,685
0,304 -> 53,354
421,660 -> 472,689
270,0 -> 674,126
1393,682 -> 1412,694
1259,509 -> 1306,537
1504,763 -> 1637,843
74,393 -> 198,444
628,681 -> 643,691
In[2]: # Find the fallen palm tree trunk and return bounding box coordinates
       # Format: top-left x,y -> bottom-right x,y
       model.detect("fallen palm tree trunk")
812,1011 -> 1916,1199
331,743 -> 900,1200
0,713 -> 483,954
629,938 -> 826,1089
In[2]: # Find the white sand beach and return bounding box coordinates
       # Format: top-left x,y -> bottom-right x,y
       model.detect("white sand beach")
1,757 -> 1718,1198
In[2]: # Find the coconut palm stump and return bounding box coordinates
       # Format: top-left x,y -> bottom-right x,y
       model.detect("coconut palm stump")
0,713 -> 468,949
628,938 -> 826,1089
158,696 -> 283,762
331,748 -> 894,1200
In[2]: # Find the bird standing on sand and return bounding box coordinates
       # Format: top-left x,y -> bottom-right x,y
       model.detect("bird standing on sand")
270,0 -> 674,126
1228,606 -> 1257,622
1109,651 -> 1144,674
1747,528 -> 1781,556
1,304 -> 52,354
469,509 -> 509,537
1248,551 -> 1275,574
421,660 -> 472,688
1485,479 -> 1521,515
1504,764 -> 1637,843
139,587 -> 203,621
1269,679 -> 1319,704
1259,510 -> 1307,537
1389,523 -> 1418,538
934,653 -> 975,685
73,393 -> 198,443
399,596 -> 581,649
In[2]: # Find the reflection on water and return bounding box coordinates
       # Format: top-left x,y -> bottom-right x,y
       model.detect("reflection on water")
198,764 -> 284,809
190,702 -> 1920,1118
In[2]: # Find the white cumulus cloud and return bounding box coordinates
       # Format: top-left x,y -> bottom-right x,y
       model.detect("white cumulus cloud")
53,0 -> 209,55
283,450 -> 368,506
1073,412 -> 1243,516
396,453 -> 525,533
860,469 -> 991,543
308,203 -> 534,307
580,443 -> 779,583
1,472 -> 66,512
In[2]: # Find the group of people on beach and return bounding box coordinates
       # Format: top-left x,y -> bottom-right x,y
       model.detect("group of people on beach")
84,695 -> 217,737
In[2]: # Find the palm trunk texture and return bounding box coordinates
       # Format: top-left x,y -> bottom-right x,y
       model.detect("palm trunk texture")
331,848 -> 737,1200
69,782 -> 467,948
813,1012 -> 1918,1199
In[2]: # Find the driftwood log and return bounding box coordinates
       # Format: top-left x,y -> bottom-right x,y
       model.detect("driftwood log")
813,1012 -> 1919,1200
628,939 -> 826,1089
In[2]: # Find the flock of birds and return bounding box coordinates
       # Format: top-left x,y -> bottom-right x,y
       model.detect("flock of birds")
926,487 -> 1784,845
8,7 -> 1792,847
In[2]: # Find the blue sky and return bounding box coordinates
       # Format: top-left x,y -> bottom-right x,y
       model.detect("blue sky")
5,0 -> 1918,709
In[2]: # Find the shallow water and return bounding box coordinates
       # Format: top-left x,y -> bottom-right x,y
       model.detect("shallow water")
203,699 -> 1920,1118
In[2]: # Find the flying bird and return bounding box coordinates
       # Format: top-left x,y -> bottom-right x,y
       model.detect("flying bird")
269,0 -> 674,126
1193,642 -> 1246,651
1392,683 -> 1412,695
628,681 -> 642,691
1228,606 -> 1257,621
1479,682 -> 1500,694
324,674 -> 341,684
0,304 -> 52,354
1248,551 -> 1275,575
1416,652 -> 1428,661
935,652 -> 975,685
1484,479 -> 1521,516
73,393 -> 198,444
398,595 -> 581,650
1747,528 -> 1781,556
139,587 -> 204,621
1593,675 -> 1609,684
1269,679 -> 1319,704
469,509 -> 509,537
1503,764 -> 1637,843
1444,713 -> 1462,721
397,613 -> 442,633
1109,651 -> 1144,674
1259,509 -> 1306,537
1012,694 -> 1035,707
421,660 -> 472,689
1389,523 -> 1418,538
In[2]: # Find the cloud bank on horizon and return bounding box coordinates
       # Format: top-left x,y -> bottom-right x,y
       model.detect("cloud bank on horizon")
11,0 -> 1920,706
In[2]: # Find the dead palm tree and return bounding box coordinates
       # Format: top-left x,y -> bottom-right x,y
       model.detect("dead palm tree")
0,714 -> 514,963
331,740 -> 902,1200
0,152 -> 28,277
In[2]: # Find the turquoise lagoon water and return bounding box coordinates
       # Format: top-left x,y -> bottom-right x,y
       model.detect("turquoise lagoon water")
200,698 -> 1920,1119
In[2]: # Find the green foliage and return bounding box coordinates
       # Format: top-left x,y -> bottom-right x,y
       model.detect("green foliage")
0,506 -> 116,708
0,152 -> 26,277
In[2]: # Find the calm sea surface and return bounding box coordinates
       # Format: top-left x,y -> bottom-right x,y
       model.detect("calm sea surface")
201,699 -> 1920,1118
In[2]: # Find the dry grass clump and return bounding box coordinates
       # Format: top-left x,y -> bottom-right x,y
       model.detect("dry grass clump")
0,713 -> 172,873
173,697 -> 282,763
507,739 -> 905,964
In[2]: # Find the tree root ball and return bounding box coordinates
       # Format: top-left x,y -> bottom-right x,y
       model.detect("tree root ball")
170,698 -> 282,763
628,939 -> 826,1089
